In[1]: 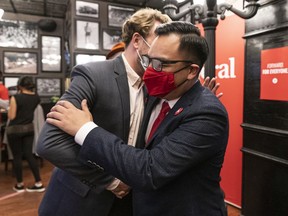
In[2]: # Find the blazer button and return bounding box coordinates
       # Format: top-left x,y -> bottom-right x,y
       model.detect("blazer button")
96,164 -> 104,171
87,160 -> 93,164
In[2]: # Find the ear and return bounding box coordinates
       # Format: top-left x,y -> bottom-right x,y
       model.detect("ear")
132,32 -> 142,49
187,64 -> 200,80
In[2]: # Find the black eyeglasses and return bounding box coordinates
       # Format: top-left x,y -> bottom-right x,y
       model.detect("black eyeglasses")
141,55 -> 193,72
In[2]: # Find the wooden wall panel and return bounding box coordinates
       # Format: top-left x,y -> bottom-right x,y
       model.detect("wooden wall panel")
241,0 -> 288,215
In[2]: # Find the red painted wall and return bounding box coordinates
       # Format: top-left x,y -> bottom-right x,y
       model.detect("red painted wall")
217,15 -> 244,207
198,15 -> 245,207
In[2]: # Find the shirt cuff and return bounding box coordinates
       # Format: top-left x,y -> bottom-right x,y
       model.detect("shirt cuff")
75,121 -> 97,145
106,178 -> 121,191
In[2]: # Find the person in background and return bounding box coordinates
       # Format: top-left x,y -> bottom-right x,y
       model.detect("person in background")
106,42 -> 125,60
0,71 -> 9,110
0,71 -> 9,162
7,86 -> 18,97
37,8 -> 171,216
7,76 -> 45,193
46,21 -> 229,216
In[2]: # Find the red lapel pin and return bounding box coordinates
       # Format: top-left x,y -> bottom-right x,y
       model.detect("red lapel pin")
174,107 -> 183,116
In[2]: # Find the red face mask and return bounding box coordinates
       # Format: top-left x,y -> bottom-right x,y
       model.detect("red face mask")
143,67 -> 177,97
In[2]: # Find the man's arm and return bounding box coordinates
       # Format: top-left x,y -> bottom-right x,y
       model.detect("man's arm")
36,64 -> 115,192
47,95 -> 228,191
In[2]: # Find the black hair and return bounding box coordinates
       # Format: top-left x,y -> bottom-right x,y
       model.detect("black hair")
155,21 -> 209,70
17,76 -> 35,91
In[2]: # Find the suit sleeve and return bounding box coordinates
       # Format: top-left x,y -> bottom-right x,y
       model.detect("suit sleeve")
36,64 -> 114,192
77,98 -> 229,191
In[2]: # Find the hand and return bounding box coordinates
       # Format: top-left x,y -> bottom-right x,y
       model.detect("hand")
46,99 -> 93,136
202,76 -> 223,99
111,181 -> 131,199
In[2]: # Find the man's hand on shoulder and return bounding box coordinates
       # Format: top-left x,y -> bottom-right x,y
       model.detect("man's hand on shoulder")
46,99 -> 93,136
202,76 -> 223,99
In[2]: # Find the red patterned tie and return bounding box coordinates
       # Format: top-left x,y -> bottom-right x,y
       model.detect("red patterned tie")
147,101 -> 170,142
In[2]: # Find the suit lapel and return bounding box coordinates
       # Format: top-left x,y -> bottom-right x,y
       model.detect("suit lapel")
114,56 -> 130,143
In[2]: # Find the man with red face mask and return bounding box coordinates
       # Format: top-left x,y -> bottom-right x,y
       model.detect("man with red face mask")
44,21 -> 229,216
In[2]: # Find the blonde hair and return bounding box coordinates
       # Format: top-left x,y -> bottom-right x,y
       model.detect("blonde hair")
122,8 -> 171,45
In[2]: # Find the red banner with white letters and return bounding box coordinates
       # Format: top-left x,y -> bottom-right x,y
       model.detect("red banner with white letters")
216,15 -> 244,208
198,15 -> 244,207
260,46 -> 288,101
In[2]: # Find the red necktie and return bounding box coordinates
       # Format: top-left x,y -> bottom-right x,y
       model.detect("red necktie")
147,101 -> 170,142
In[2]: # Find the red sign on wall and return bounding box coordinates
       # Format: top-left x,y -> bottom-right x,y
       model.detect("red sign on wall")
198,15 -> 245,207
260,46 -> 288,101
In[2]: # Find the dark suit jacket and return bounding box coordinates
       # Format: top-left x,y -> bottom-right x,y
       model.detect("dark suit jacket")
37,56 -> 133,216
77,81 -> 229,216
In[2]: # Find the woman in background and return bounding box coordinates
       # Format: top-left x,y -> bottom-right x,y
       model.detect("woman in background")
7,76 -> 45,192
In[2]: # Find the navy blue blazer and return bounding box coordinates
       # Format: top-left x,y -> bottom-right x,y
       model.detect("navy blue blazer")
78,81 -> 229,216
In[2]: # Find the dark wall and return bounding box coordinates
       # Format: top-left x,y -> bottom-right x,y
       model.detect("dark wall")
0,0 -> 140,105
67,0 -> 140,68
241,0 -> 288,215
0,12 -> 65,104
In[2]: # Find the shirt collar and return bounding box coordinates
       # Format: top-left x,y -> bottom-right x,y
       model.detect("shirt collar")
122,53 -> 143,89
161,98 -> 179,109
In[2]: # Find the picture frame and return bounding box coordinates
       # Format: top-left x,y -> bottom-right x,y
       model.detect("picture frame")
4,77 -> 19,88
4,76 -> 19,96
0,19 -> 38,48
102,28 -> 122,50
75,54 -> 106,65
108,5 -> 135,27
3,51 -> 37,74
76,20 -> 99,50
36,78 -> 61,97
76,1 -> 99,18
41,36 -> 62,72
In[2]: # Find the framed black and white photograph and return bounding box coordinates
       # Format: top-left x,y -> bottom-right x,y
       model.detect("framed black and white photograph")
4,77 -> 19,96
41,36 -> 61,72
108,5 -> 135,27
4,77 -> 19,88
0,19 -> 38,48
102,28 -> 122,50
76,20 -> 99,50
4,52 -> 37,74
75,54 -> 106,65
76,1 -> 99,18
36,78 -> 61,97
